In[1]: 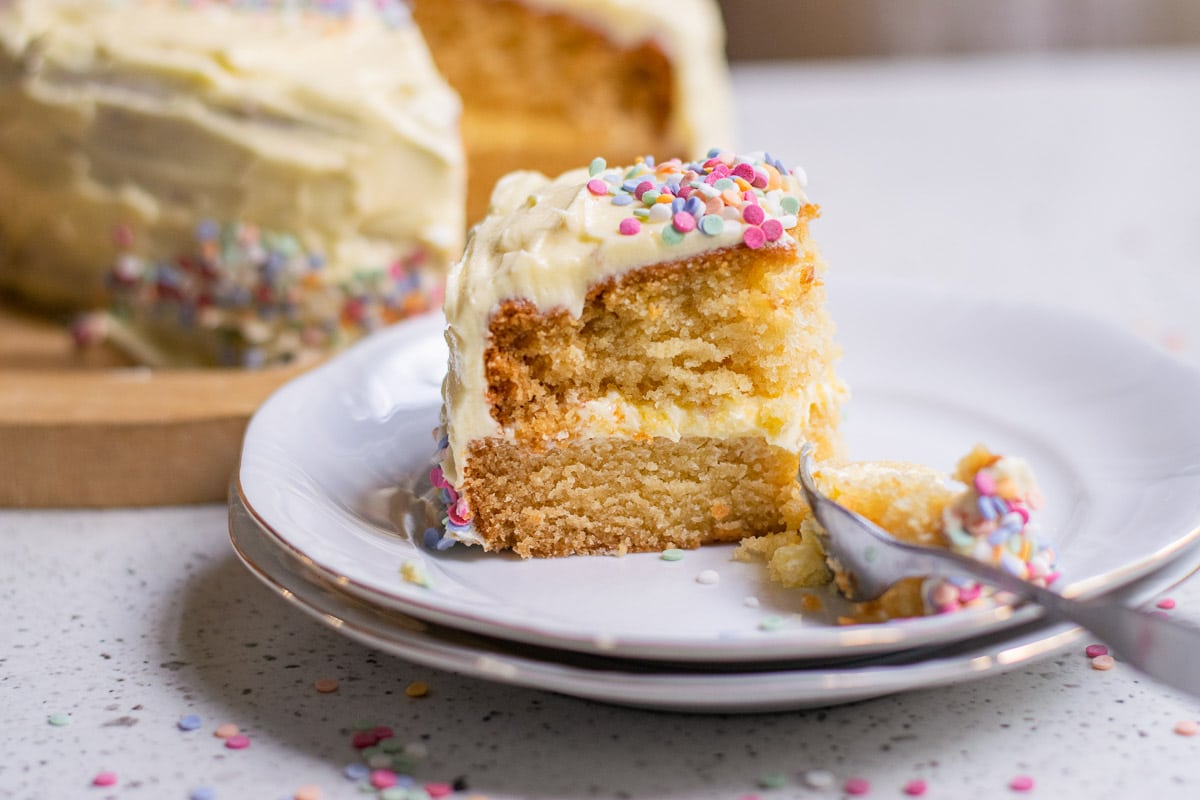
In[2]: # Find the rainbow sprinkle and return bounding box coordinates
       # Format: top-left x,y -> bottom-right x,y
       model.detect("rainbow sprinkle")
586,149 -> 808,250
163,0 -> 411,28
426,428 -> 469,549
925,453 -> 1058,613
99,219 -> 440,368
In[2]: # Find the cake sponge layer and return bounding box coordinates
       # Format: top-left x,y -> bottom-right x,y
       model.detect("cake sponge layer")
461,435 -> 814,558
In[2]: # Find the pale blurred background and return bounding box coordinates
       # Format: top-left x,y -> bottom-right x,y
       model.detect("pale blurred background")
710,0 -> 1200,368
716,0 -> 1200,58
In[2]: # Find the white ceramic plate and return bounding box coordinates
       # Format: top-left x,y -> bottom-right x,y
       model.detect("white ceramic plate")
238,278 -> 1200,661
230,485 -> 1200,713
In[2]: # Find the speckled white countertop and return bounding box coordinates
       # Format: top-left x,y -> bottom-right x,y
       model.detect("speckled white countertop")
4,50 -> 1200,799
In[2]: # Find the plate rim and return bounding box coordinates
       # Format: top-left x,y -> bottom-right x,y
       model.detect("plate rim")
229,483 -> 1200,713
234,477 -> 1054,660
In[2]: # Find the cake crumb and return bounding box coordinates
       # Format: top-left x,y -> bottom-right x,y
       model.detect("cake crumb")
400,561 -> 433,588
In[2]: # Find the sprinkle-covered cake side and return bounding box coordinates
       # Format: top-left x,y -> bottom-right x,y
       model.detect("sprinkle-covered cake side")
436,149 -> 847,557
75,220 -> 443,368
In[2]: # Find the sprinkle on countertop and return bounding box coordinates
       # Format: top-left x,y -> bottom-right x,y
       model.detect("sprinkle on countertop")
1009,775 -> 1035,792
844,776 -> 871,795
91,771 -> 118,787
213,723 -> 240,739
802,769 -> 835,789
177,713 -> 203,731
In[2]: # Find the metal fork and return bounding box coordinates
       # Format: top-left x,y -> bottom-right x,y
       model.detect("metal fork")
797,444 -> 1200,700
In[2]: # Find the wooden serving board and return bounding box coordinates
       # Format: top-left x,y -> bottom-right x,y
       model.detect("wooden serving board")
0,306 -> 303,508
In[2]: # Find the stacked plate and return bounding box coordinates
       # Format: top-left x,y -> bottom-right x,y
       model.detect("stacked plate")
230,279 -> 1200,713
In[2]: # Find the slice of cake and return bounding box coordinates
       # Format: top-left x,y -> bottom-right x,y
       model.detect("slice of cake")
435,150 -> 847,557
735,445 -> 1058,622
410,0 -> 732,221
0,0 -> 464,367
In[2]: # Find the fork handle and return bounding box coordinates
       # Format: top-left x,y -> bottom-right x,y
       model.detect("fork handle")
928,547 -> 1200,698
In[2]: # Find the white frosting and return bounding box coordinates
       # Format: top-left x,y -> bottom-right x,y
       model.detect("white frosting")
519,0 -> 733,155
0,0 -> 463,310
569,383 -> 846,446
441,151 -> 819,486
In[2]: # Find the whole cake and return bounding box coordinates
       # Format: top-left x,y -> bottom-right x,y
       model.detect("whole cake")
0,0 -> 464,367
735,445 -> 1058,621
0,0 -> 730,368
434,150 -> 847,557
